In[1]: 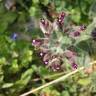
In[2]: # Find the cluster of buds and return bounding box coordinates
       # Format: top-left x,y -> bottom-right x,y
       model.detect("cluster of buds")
32,12 -> 87,71
57,12 -> 65,25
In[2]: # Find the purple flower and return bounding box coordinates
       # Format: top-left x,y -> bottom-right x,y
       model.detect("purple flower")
51,64 -> 61,71
57,12 -> 65,25
40,18 -> 52,36
54,64 -> 61,70
69,31 -> 80,38
41,18 -> 45,25
57,17 -> 62,23
50,58 -> 61,71
74,31 -> 80,37
61,12 -> 65,19
44,60 -> 49,65
72,63 -> 78,69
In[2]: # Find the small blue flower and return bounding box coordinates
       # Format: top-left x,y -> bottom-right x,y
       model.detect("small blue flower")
11,33 -> 18,40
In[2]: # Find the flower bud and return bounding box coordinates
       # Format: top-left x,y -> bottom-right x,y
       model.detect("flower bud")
72,63 -> 78,69
32,39 -> 42,47
80,25 -> 86,31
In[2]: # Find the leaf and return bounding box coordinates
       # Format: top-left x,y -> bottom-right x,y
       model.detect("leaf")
4,12 -> 17,24
51,90 -> 60,96
85,18 -> 96,35
60,36 -> 72,45
70,9 -> 81,23
0,21 -> 8,32
14,68 -> 33,91
21,68 -> 33,81
61,91 -> 70,96
75,35 -> 91,45
2,83 -> 14,88
0,75 -> 4,83
33,0 -> 39,4
0,11 -> 17,32
38,66 -> 50,77
10,59 -> 19,73
29,6 -> 36,16
0,57 -> 6,65
76,52 -> 91,68
77,78 -> 91,86
75,18 -> 96,45
69,85 -> 77,93
40,0 -> 49,5
89,0 -> 96,18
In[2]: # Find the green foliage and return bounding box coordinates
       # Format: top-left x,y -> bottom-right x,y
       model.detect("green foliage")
0,0 -> 96,96
77,77 -> 91,86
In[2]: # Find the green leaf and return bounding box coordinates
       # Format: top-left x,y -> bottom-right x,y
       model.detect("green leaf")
89,0 -> 96,18
10,59 -> 19,73
69,85 -> 77,93
38,67 -> 50,77
77,78 -> 91,86
61,91 -> 70,96
0,21 -> 8,32
32,0 -> 39,4
29,6 -> 36,16
4,12 -> 17,24
21,68 -> 33,84
40,0 -> 49,5
85,18 -> 96,35
14,68 -> 33,91
51,90 -> 60,96
0,75 -> 4,83
75,35 -> 91,45
76,50 -> 91,67
2,83 -> 14,88
0,57 -> 6,65
70,9 -> 81,23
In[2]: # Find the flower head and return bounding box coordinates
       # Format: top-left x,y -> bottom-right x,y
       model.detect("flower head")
32,11 -> 90,71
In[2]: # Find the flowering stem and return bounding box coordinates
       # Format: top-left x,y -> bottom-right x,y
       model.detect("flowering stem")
20,61 -> 96,96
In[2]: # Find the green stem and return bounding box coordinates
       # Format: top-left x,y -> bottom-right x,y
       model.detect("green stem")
44,72 -> 65,79
31,72 -> 65,82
